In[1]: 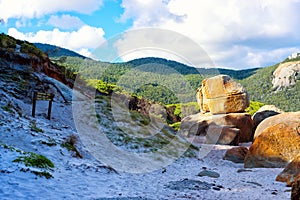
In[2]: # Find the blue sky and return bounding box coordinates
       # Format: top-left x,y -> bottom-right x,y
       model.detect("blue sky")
1,0 -> 300,69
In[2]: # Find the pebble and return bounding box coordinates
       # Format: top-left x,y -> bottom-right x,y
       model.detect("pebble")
197,170 -> 220,178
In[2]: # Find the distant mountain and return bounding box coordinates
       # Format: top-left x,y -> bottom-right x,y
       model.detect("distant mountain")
34,43 -> 86,58
127,57 -> 259,80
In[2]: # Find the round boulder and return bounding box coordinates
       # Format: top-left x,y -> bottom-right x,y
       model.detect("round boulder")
244,122 -> 300,168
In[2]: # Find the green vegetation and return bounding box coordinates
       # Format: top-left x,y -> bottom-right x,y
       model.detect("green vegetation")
1,143 -> 55,179
13,152 -> 54,169
31,170 -> 53,179
1,102 -> 14,113
245,101 -> 265,115
86,79 -> 122,95
61,134 -> 83,158
169,122 -> 181,131
166,102 -> 199,119
0,33 -> 16,51
53,56 -> 258,105
34,43 -> 86,58
20,42 -> 47,59
240,63 -> 300,112
0,33 -> 47,59
29,121 -> 44,133
41,138 -> 57,147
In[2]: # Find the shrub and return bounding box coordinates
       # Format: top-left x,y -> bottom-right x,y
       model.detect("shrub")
31,170 -> 53,179
13,153 -> 54,169
0,33 -> 16,50
29,121 -> 44,133
245,101 -> 265,115
170,122 -> 181,131
20,42 -> 47,59
61,134 -> 83,158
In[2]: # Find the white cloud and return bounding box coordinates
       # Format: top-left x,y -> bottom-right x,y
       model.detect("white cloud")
47,15 -> 84,30
120,0 -> 185,26
8,26 -> 106,57
113,28 -> 213,67
0,0 -> 103,22
119,0 -> 300,69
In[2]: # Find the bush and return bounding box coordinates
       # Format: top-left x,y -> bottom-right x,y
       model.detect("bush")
245,101 -> 265,115
20,42 -> 46,58
13,153 -> 54,169
29,121 -> 44,133
166,102 -> 199,120
0,33 -> 16,50
61,134 -> 83,158
170,122 -> 181,131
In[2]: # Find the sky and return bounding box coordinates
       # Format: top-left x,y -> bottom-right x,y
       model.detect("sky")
1,0 -> 300,69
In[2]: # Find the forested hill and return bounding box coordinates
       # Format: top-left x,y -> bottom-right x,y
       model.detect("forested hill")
34,42 -> 258,80
3,36 -> 297,111
34,43 -> 86,59
127,57 -> 259,80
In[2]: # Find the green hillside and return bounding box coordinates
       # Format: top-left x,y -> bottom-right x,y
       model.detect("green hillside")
53,56 -> 260,104
239,63 -> 300,112
2,33 -> 296,112
34,43 -> 86,58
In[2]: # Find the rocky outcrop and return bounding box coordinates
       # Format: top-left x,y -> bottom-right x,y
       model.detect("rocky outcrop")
223,146 -> 249,163
252,105 -> 283,128
272,61 -> 300,90
276,154 -> 300,186
292,176 -> 300,200
254,112 -> 300,139
197,75 -> 249,114
182,75 -> 253,145
0,47 -> 73,88
244,122 -> 300,168
180,112 -> 254,145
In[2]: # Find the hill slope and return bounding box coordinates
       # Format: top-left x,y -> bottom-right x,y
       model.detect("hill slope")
240,62 -> 300,112
34,43 -> 86,58
5,33 -> 298,112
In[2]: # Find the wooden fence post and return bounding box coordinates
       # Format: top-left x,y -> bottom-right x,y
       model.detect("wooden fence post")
47,94 -> 54,120
32,92 -> 37,117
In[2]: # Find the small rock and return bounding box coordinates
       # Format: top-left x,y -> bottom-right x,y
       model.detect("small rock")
246,181 -> 262,187
223,146 -> 249,163
276,154 -> 300,186
212,187 -> 221,191
271,191 -> 277,195
165,179 -> 213,191
197,170 -> 220,178
237,169 -> 253,173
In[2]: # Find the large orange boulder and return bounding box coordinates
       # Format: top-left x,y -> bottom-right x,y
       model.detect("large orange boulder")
291,176 -> 300,200
276,154 -> 300,186
254,112 -> 300,139
196,75 -> 249,114
180,112 -> 254,144
244,122 -> 300,168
